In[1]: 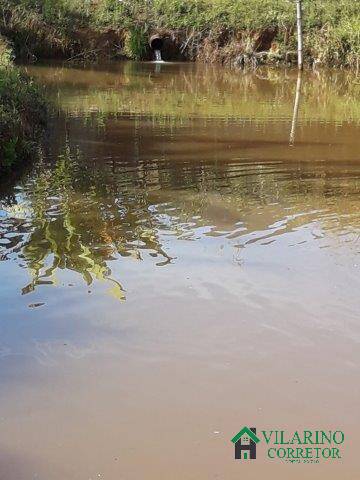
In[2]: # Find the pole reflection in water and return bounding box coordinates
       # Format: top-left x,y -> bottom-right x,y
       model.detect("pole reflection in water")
289,72 -> 302,145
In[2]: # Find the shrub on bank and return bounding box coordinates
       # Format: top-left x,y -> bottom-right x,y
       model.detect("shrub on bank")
0,66 -> 47,171
0,36 -> 13,68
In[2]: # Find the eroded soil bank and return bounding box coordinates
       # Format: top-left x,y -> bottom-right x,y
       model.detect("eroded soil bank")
1,0 -> 359,67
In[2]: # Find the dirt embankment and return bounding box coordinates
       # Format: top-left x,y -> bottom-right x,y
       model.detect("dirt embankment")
0,0 -> 359,68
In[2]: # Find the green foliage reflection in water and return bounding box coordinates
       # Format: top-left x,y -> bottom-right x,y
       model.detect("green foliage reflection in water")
1,143 -> 174,300
20,145 -> 126,300
26,63 -> 360,125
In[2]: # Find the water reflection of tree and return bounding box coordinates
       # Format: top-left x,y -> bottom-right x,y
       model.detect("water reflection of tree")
3,144 -> 172,299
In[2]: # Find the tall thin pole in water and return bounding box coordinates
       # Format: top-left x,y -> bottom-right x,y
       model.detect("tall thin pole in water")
296,0 -> 304,70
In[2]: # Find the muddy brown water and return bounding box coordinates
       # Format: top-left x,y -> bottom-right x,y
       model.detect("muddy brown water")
0,61 -> 360,479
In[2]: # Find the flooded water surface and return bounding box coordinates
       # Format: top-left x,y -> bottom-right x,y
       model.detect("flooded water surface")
0,62 -> 360,479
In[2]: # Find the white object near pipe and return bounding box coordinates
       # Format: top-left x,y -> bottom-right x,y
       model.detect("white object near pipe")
154,50 -> 163,62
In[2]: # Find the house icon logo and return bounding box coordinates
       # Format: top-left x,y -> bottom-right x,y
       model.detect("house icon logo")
231,427 -> 260,460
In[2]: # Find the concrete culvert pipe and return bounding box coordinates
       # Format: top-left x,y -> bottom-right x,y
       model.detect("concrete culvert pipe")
149,35 -> 164,51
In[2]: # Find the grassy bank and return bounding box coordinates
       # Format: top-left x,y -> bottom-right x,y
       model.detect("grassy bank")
0,37 -> 47,171
0,0 -> 359,68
